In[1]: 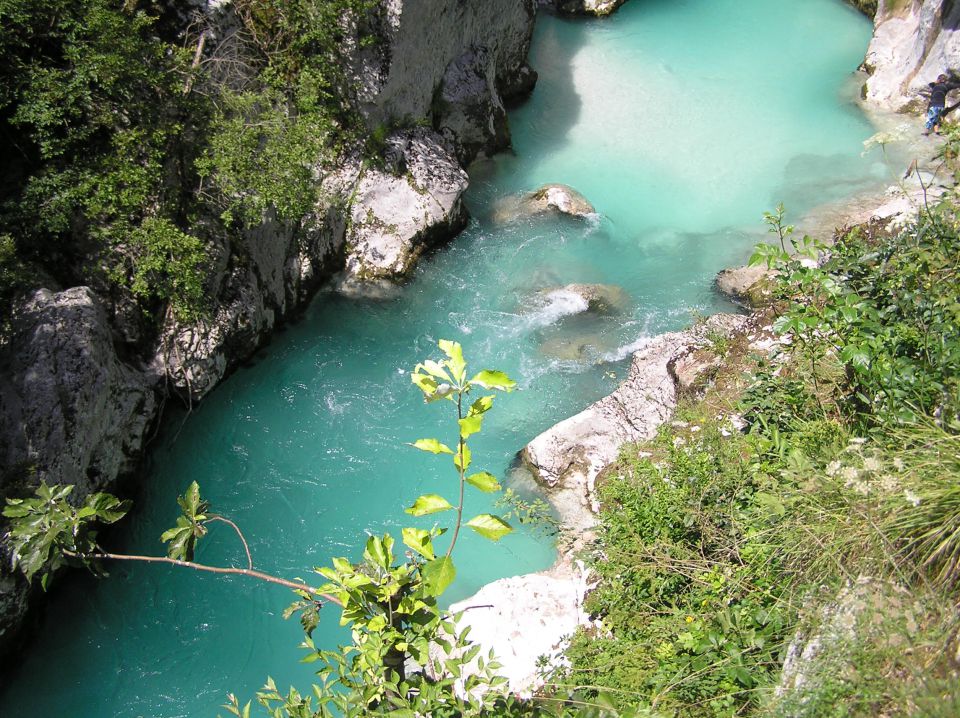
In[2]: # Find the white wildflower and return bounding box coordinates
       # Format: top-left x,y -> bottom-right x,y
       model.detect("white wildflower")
863,456 -> 882,472
690,426 -> 701,433
673,436 -> 686,447
893,457 -> 906,472
849,437 -> 867,446
849,480 -> 870,496
826,460 -> 843,477
904,490 -> 921,507
841,466 -> 860,482
879,475 -> 899,493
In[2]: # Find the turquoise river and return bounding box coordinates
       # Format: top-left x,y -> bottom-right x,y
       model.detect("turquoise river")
0,1 -> 897,716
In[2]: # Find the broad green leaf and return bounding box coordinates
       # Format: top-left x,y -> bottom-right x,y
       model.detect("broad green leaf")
465,471 -> 501,493
364,535 -> 390,568
2,501 -> 32,518
458,415 -> 482,439
438,340 -> 466,382
466,514 -> 513,541
402,527 -> 436,560
411,372 -> 438,396
85,493 -> 130,524
468,395 -> 495,416
421,556 -> 456,597
469,370 -> 516,391
454,443 -> 472,471
417,360 -> 452,382
405,494 -> 454,516
178,481 -> 203,518
410,438 -> 453,455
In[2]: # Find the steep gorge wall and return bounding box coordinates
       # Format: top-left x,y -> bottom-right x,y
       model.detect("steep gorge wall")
863,0 -> 960,108
0,0 -> 535,659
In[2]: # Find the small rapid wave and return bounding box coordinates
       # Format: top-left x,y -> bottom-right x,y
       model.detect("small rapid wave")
601,335 -> 654,363
522,289 -> 590,330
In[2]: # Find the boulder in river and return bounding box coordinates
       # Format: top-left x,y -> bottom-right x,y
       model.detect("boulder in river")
551,0 -> 628,17
715,264 -> 775,307
493,183 -> 597,223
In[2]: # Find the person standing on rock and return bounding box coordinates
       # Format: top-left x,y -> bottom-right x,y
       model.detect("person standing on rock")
923,73 -> 960,135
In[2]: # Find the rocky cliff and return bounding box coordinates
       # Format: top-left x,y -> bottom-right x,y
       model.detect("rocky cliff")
0,0 -> 536,659
863,0 -> 960,109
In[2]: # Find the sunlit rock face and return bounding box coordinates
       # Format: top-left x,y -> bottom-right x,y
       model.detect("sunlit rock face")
355,0 -> 537,163
863,0 -> 960,110
549,0 -> 628,17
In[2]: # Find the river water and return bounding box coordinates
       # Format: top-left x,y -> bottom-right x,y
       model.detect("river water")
1,2 -> 886,716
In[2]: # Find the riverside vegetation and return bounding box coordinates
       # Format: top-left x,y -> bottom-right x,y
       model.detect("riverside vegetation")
557,175 -> 960,712
0,0 -> 373,328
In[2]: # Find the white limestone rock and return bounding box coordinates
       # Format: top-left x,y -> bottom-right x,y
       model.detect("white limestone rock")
551,0 -> 628,17
494,184 -> 597,223
445,563 -> 592,697
342,129 -> 469,282
522,315 -> 746,519
863,0 -> 960,111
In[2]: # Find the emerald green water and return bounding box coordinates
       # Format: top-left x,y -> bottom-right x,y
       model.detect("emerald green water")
1,2 -> 884,716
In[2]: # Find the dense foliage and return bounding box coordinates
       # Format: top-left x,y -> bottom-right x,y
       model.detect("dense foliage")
561,205 -> 960,716
0,0 -> 370,326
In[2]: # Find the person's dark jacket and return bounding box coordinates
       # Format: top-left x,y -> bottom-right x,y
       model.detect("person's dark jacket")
928,78 -> 960,107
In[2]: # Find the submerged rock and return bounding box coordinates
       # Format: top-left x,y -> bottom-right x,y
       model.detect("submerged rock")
538,334 -> 603,361
542,283 -> 629,315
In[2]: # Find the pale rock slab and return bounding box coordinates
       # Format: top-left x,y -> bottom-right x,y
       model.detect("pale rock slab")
864,0 -> 960,111
342,129 -> 469,282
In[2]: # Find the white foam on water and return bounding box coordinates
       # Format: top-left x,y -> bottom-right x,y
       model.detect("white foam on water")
521,289 -> 590,330
602,334 -> 655,363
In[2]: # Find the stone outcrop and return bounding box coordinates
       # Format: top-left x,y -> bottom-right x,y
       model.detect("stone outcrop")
341,129 -> 470,283
445,564 -> 592,698
715,264 -> 775,307
549,0 -> 629,17
493,184 -> 597,223
863,0 -> 960,110
447,314 -> 747,694
356,0 -> 537,163
0,288 -> 158,642
522,314 -> 746,525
